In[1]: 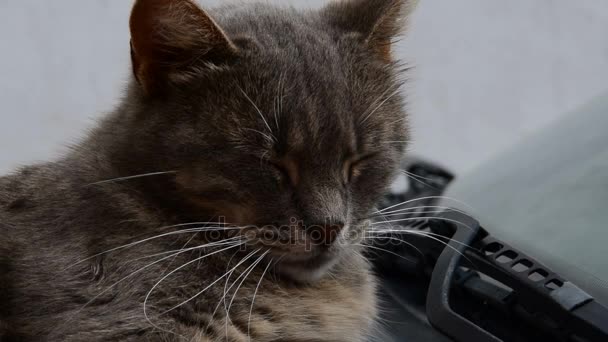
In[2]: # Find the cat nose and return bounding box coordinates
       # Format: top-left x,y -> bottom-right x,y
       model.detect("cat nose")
309,223 -> 344,246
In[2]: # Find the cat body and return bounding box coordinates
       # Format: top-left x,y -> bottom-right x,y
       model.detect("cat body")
0,0 -> 412,340
0,164 -> 375,340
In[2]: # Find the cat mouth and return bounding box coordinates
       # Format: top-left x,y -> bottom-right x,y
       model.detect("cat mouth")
248,226 -> 349,282
280,251 -> 333,266
273,250 -> 339,283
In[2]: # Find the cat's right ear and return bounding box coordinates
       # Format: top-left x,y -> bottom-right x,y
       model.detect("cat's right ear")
322,0 -> 418,62
130,0 -> 238,95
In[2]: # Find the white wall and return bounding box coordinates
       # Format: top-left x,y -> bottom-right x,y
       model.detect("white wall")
1,0 -> 607,175
403,0 -> 608,172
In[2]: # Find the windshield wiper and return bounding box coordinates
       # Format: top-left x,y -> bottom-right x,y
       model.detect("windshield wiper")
403,210 -> 608,342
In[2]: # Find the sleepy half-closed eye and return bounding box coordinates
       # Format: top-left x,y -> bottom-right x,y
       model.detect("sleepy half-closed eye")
344,153 -> 379,184
269,161 -> 289,184
267,157 -> 300,187
0,0 -> 412,340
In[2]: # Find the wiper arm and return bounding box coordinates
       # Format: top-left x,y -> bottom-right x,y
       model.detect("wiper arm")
425,210 -> 608,342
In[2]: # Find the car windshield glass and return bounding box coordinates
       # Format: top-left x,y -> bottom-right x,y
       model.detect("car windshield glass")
443,93 -> 608,307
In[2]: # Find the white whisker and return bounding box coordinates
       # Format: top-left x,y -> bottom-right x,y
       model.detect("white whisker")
224,251 -> 269,336
226,251 -> 268,316
161,231 -> 200,274
143,242 -> 247,332
220,250 -> 246,335
248,258 -> 273,342
359,86 -> 392,124
199,250 -> 239,335
375,196 -> 476,214
371,216 -> 474,231
356,244 -> 416,263
65,225 -> 243,269
373,205 -> 470,217
243,128 -> 275,144
388,116 -> 407,126
400,170 -> 437,189
368,229 -> 477,251
360,88 -> 401,124
368,228 -> 473,262
65,239 -> 245,325
105,239 -> 243,284
371,210 -> 448,218
86,171 -> 177,186
273,71 -> 285,131
238,86 -> 276,142
162,248 -> 261,315
127,237 -> 245,263
401,170 -> 440,182
224,251 -> 269,337
363,234 -> 424,256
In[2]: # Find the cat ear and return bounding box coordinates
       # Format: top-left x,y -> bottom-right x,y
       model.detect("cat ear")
322,0 -> 417,61
130,0 -> 237,95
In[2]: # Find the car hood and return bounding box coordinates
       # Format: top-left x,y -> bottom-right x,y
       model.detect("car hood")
443,92 -> 608,307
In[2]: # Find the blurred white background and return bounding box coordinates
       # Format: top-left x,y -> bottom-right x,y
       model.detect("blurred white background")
1,0 -> 607,175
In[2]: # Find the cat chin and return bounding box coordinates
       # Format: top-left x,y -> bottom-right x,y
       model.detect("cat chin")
275,253 -> 341,283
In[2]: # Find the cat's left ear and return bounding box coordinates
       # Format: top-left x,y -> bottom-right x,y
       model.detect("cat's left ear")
322,0 -> 418,61
130,0 -> 238,95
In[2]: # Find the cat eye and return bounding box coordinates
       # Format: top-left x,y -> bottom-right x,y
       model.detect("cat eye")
269,162 -> 292,186
268,158 -> 299,187
344,153 -> 377,184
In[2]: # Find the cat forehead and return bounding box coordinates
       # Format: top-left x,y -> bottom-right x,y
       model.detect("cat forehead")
213,5 -> 357,61
213,5 -> 327,40
156,3 -> 405,154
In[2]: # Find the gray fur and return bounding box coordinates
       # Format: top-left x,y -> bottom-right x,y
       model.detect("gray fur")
0,0 -> 411,340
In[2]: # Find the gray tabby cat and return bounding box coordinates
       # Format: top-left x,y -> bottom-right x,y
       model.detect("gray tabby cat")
0,0 -> 413,340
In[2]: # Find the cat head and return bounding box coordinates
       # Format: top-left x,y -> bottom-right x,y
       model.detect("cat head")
120,0 -> 414,282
